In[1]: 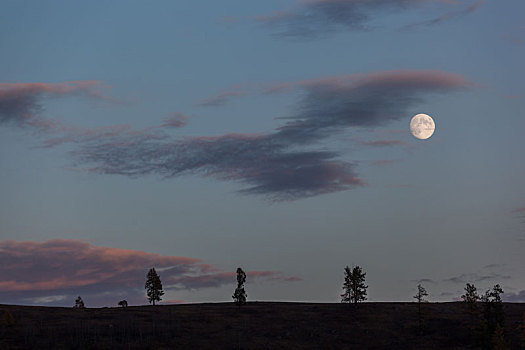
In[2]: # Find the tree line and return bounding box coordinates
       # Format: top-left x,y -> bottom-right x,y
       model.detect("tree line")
71,265 -> 515,348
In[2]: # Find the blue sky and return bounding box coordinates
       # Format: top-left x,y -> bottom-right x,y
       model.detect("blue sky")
1,0 -> 524,306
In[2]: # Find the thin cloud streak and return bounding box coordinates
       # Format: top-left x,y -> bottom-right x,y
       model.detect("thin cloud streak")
197,89 -> 249,107
257,0 -> 484,38
443,272 -> 511,284
362,140 -> 408,147
400,0 -> 485,31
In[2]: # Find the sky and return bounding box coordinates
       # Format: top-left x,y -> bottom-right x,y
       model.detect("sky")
1,0 -> 524,307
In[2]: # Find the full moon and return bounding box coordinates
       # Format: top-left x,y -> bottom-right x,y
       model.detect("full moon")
410,113 -> 435,140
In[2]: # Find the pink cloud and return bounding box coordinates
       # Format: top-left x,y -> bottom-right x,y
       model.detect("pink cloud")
512,207 -> 525,213
201,70 -> 472,107
162,112 -> 190,128
0,239 -> 299,306
0,80 -> 115,129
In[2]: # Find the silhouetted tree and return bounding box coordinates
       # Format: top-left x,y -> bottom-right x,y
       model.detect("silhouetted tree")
341,265 -> 368,304
479,284 -> 505,349
74,296 -> 85,308
145,267 -> 164,306
118,300 -> 128,307
232,267 -> 247,306
462,283 -> 480,341
413,284 -> 428,331
462,283 -> 480,304
413,284 -> 428,303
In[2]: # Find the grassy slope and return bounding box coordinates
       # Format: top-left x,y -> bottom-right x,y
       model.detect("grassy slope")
1,302 -> 524,349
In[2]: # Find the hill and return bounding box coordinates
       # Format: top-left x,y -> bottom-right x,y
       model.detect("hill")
1,302 -> 524,349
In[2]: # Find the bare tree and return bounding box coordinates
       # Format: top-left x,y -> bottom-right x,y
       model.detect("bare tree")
145,267 -> 164,306
341,265 -> 368,304
118,300 -> 128,307
232,267 -> 247,306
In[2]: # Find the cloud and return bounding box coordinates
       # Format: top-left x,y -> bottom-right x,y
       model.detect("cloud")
483,263 -> 506,269
257,0 -> 483,38
71,70 -> 470,201
272,70 -> 471,144
162,112 -> 190,128
0,239 -> 299,307
400,0 -> 485,31
363,139 -> 407,147
0,70 -> 472,201
512,207 -> 525,213
197,89 -> 249,107
503,290 -> 525,303
411,278 -> 436,284
443,273 -> 511,284
72,132 -> 366,201
0,81 -> 111,128
501,33 -> 525,46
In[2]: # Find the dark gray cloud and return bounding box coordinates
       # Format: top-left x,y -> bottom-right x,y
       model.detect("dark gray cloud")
72,132 -> 365,201
257,0 -> 484,38
272,70 -> 471,144
0,81 -> 109,129
443,273 -> 511,284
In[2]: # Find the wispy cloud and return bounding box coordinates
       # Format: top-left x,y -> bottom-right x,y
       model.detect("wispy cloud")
501,32 -> 525,46
0,81 -> 111,128
257,0 -> 484,38
0,70 -> 472,201
411,278 -> 436,284
72,70 -> 470,200
362,139 -> 408,147
0,239 -> 299,307
162,112 -> 190,128
197,89 -> 249,107
443,272 -> 511,284
400,0 -> 485,31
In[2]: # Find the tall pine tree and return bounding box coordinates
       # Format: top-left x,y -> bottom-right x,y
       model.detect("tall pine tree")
145,267 -> 164,306
232,267 -> 247,306
341,265 -> 368,304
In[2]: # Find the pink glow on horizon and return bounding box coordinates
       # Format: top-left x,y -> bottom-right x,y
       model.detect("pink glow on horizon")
0,239 -> 301,302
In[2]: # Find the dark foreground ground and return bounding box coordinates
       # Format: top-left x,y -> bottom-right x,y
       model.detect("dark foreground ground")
1,302 -> 524,349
